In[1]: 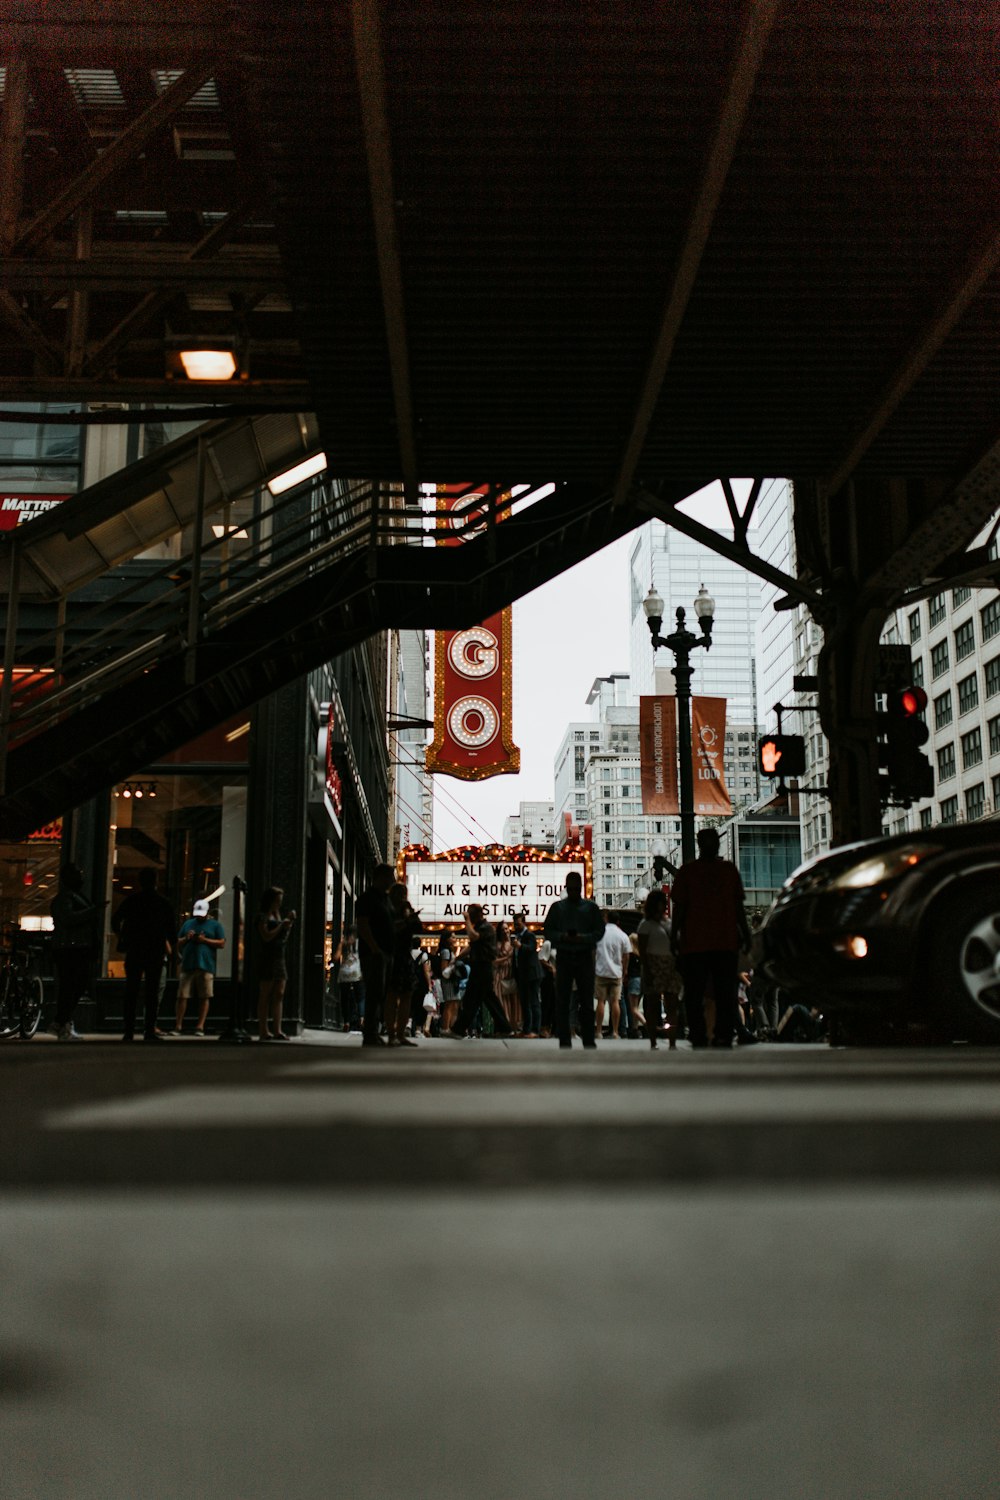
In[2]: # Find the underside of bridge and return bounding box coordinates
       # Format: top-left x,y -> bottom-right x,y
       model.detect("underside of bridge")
1,1 -> 999,841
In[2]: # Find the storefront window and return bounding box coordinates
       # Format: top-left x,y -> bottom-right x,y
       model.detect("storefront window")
0,403 -> 82,492
107,773 -> 247,979
0,820 -> 63,931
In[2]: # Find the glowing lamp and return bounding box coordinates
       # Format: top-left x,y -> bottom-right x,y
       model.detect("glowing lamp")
266,452 -> 328,495
178,348 -> 237,381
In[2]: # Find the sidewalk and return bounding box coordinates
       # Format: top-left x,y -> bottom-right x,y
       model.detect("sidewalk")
2,1039 -> 998,1498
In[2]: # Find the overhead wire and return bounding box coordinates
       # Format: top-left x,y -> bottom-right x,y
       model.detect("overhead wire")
390,744 -> 503,847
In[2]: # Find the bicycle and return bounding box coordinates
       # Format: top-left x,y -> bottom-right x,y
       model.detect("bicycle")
0,927 -> 45,1040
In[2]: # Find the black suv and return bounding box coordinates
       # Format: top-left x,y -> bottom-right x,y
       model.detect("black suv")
756,823 -> 1000,1045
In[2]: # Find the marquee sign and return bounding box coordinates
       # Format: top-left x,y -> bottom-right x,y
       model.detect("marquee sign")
397,844 -> 592,929
425,484 -> 520,780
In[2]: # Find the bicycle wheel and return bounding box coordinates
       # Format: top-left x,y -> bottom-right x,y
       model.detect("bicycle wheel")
19,974 -> 44,1039
0,969 -> 17,1040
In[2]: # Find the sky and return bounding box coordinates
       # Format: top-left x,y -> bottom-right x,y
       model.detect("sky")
428,485 -> 736,851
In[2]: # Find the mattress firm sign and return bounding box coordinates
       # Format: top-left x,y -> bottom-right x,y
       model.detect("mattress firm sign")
403,857 -> 588,927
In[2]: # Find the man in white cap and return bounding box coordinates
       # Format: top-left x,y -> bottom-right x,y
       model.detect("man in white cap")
174,898 -> 226,1037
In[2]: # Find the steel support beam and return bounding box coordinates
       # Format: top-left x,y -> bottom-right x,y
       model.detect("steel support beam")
0,255 -> 283,292
65,204 -> 93,377
0,376 -> 312,405
826,225 -> 1000,499
863,435 -> 1000,603
818,598 -> 886,846
636,485 -> 823,611
14,62 -> 218,254
0,290 -> 61,371
611,0 -> 781,507
84,201 -> 262,376
0,55 -> 28,253
350,0 -> 419,505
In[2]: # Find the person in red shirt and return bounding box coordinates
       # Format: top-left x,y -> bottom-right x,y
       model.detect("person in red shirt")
670,827 -> 751,1049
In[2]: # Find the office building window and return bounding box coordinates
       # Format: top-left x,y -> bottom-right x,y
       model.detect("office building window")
957,673 -> 979,715
955,619 -> 975,662
937,743 -> 956,781
908,609 -> 921,642
990,716 -> 1000,757
928,593 -> 946,629
965,783 -> 986,822
953,586 -> 971,607
933,690 -> 952,730
993,773 -> 1000,809
982,598 -> 1000,642
961,728 -> 983,769
940,795 -> 958,825
930,641 -> 949,680
912,657 -> 924,687
919,807 -> 933,830
987,656 -> 1000,699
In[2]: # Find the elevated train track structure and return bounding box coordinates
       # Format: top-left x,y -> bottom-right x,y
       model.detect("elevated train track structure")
2,1 -> 1000,838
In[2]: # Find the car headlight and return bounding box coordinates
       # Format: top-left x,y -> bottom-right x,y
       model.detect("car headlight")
826,841 -> 942,891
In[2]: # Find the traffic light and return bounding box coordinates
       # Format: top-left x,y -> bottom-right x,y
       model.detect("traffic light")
757,733 -> 806,778
879,685 -> 934,803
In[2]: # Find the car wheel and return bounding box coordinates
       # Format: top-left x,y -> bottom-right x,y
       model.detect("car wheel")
928,887 -> 1000,1042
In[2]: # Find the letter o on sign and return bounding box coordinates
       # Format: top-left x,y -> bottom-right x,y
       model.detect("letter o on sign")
448,626 -> 499,679
449,696 -> 499,748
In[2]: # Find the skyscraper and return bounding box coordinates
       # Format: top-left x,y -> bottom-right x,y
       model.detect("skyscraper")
627,520 -> 760,722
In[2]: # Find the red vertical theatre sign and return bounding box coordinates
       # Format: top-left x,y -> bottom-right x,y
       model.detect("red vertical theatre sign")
640,695 -> 732,816
425,484 -> 520,780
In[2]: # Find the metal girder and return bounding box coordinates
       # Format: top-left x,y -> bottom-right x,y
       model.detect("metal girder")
350,0 -> 419,506
635,484 -> 823,611
0,376 -> 312,404
0,57 -> 28,253
14,62 -> 218,254
826,223 -> 1000,499
611,0 -> 782,508
865,432 -> 1000,602
84,202 -> 263,376
720,477 -> 763,546
0,290 -> 61,371
0,255 -> 282,292
27,59 -> 97,174
65,204 -> 93,377
0,3 -> 226,57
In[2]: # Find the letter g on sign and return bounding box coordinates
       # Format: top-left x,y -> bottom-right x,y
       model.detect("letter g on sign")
448,627 -> 499,679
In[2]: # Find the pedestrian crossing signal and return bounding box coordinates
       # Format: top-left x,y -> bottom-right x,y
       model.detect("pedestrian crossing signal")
758,734 -> 806,778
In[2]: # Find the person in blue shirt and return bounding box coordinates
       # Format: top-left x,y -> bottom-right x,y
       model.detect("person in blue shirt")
174,898 -> 226,1037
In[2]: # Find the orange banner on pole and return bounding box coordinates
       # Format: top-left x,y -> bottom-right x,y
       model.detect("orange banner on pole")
640,695 -> 679,814
691,696 -> 732,814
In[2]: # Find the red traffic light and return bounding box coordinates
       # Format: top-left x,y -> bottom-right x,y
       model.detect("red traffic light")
898,686 -> 928,717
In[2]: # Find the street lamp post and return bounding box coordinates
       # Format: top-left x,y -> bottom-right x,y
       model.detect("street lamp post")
642,583 -> 715,865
